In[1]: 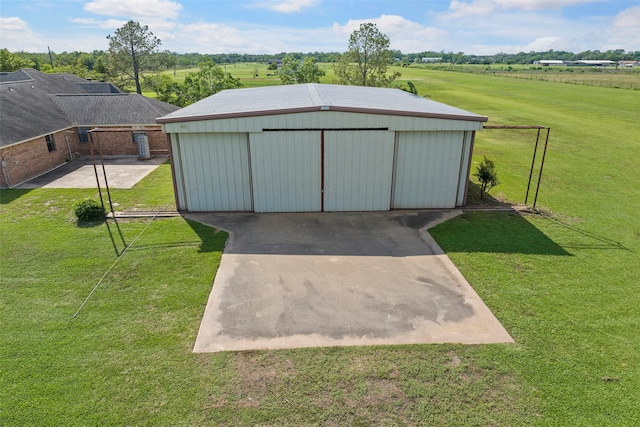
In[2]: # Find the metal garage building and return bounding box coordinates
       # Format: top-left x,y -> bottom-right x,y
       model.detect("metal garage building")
157,84 -> 487,212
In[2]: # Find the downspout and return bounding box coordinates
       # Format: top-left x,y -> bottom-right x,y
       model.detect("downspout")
65,135 -> 74,161
165,133 -> 182,211
1,157 -> 11,188
461,131 -> 476,207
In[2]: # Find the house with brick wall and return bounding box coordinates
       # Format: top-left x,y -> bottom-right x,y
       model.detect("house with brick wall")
0,68 -> 178,188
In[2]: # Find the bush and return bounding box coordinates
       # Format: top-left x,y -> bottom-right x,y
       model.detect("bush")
474,156 -> 500,200
73,198 -> 106,222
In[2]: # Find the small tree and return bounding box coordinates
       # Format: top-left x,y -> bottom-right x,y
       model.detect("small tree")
178,60 -> 242,106
280,55 -> 325,85
474,156 -> 500,199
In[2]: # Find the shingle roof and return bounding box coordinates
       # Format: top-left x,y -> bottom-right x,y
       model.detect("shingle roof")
52,94 -> 179,126
0,69 -> 32,83
157,83 -> 488,124
76,82 -> 122,93
0,69 -> 178,147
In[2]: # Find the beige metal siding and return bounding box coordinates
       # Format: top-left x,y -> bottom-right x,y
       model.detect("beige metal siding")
249,131 -> 321,212
324,130 -> 395,211
392,131 -> 464,209
178,133 -> 252,211
162,111 -> 484,134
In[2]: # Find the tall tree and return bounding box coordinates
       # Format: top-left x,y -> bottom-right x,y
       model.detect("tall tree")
334,22 -> 400,87
107,20 -> 161,94
279,55 -> 325,84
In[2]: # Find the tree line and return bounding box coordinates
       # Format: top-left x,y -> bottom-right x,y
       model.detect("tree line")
2,19 -> 638,109
4,47 -> 638,76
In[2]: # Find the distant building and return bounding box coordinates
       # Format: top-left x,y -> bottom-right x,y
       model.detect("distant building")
534,59 -> 617,67
533,60 -> 565,66
569,60 -> 616,67
618,60 -> 639,67
421,57 -> 442,63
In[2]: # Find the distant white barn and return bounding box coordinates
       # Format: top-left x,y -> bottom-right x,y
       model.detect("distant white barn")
157,84 -> 488,212
534,60 -> 565,66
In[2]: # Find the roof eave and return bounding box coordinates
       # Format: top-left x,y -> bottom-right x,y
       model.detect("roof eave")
157,106 -> 488,124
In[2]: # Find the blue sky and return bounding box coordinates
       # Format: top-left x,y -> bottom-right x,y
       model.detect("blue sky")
1,0 -> 638,55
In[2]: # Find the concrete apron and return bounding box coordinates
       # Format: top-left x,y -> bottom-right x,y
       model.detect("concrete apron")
15,156 -> 166,189
188,211 -> 514,352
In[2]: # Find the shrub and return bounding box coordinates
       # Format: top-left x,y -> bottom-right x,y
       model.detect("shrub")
73,198 -> 106,222
474,156 -> 500,200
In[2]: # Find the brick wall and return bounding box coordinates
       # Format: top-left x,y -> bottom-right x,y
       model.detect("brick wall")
1,129 -> 78,188
0,126 -> 169,188
74,126 -> 168,157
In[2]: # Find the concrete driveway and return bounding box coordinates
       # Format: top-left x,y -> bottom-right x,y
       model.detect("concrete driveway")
15,156 -> 167,189
188,211 -> 513,352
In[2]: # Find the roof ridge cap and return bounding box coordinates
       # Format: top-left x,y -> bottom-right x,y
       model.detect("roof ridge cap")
137,94 -> 168,115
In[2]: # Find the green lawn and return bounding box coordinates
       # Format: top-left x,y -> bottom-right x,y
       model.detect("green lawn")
1,69 -> 639,425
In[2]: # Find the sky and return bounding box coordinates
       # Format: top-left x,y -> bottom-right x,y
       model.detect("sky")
1,0 -> 639,55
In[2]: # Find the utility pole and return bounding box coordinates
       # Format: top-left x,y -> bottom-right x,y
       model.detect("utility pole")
47,46 -> 54,68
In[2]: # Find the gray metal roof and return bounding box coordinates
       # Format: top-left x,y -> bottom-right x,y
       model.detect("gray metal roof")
157,83 -> 488,124
0,69 -> 178,147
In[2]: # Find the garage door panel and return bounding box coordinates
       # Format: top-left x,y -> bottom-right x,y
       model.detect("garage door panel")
250,131 -> 321,212
392,131 -> 464,209
178,133 -> 252,211
324,130 -> 395,211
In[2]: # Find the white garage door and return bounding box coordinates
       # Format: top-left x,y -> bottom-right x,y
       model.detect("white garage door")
250,131 -> 321,212
392,131 -> 465,209
175,133 -> 252,211
324,130 -> 395,211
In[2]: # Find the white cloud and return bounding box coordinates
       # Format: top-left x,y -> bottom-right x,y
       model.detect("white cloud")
522,36 -> 573,52
69,18 -> 127,29
443,0 -> 602,19
81,0 -> 182,45
331,15 -> 446,52
84,0 -> 183,19
0,17 -> 44,51
249,0 -> 320,13
445,0 -> 498,19
172,21 -> 341,54
604,5 -> 640,50
493,0 -> 599,11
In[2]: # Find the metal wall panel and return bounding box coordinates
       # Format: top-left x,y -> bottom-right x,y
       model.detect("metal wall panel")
392,131 -> 464,209
250,131 -> 321,212
324,130 -> 395,211
178,133 -> 252,211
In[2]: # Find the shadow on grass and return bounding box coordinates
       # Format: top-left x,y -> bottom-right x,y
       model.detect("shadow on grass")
0,189 -> 31,204
431,210 -> 572,256
186,218 -> 228,253
104,218 -> 128,256
465,181 -> 513,207
543,214 -> 633,252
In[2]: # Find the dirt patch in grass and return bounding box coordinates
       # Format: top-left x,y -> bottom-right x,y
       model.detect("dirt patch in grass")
203,347 -> 537,425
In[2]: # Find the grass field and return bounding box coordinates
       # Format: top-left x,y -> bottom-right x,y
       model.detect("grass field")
2,67 -> 639,425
